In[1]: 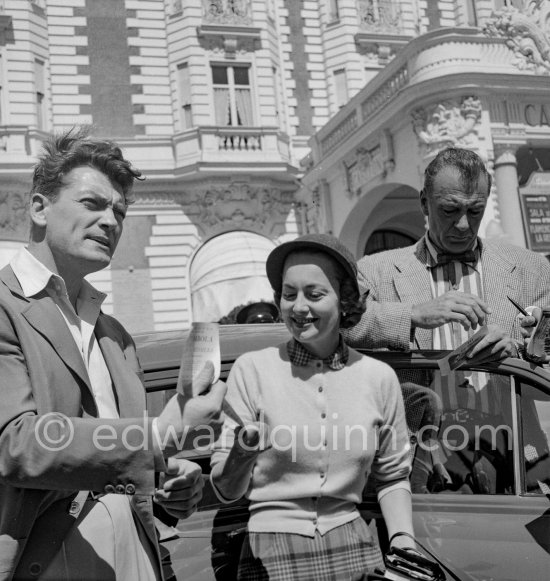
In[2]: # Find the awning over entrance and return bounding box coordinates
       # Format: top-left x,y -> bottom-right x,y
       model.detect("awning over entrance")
190,230 -> 276,323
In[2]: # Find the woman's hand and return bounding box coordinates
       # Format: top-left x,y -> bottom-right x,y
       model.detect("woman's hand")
210,418 -> 270,502
232,422 -> 271,457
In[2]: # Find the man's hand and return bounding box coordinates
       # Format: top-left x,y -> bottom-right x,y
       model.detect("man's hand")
154,457 -> 203,520
517,307 -> 550,363
466,324 -> 518,361
518,306 -> 540,340
412,291 -> 491,331
157,362 -> 227,456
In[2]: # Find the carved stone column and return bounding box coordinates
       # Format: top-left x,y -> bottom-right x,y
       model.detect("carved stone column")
493,146 -> 526,248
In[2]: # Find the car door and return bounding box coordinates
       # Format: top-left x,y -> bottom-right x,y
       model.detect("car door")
381,359 -> 550,581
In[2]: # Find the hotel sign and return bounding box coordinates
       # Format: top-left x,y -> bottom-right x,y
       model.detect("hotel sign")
519,172 -> 550,253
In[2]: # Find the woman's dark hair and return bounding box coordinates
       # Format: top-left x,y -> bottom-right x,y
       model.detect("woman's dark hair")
273,250 -> 366,329
31,126 -> 143,203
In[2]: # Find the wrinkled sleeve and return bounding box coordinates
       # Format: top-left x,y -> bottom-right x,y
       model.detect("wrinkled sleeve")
0,304 -> 157,495
343,256 -> 412,351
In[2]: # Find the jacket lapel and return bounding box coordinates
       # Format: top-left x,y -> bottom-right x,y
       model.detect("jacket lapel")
0,267 -> 93,391
21,300 -> 93,390
96,315 -> 145,418
1,265 -> 145,418
392,241 -> 433,349
480,242 -> 521,335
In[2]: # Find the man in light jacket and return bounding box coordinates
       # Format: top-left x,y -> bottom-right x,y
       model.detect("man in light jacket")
0,128 -> 226,581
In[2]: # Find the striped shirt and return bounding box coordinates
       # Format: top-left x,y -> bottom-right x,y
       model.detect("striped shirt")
424,236 -> 495,415
425,235 -> 483,350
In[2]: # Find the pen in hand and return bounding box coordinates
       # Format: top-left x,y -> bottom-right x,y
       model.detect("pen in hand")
507,295 -> 529,316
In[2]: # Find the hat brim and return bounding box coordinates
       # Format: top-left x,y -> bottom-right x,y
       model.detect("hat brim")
266,239 -> 358,295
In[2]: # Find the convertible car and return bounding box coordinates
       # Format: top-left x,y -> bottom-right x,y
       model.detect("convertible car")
136,324 -> 550,581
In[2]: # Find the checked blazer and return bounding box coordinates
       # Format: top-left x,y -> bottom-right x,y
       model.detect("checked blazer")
344,238 -> 550,351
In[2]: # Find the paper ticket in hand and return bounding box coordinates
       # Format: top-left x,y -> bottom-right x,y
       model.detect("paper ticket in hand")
438,325 -> 489,376
526,307 -> 550,363
177,323 -> 221,396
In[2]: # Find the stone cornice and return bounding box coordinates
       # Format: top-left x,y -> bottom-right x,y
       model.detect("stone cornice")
309,27 -> 550,169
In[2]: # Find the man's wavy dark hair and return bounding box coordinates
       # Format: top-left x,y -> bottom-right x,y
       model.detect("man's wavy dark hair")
31,126 -> 143,204
423,147 -> 491,197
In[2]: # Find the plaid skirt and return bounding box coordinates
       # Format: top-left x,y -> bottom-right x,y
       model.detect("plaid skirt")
237,517 -> 384,581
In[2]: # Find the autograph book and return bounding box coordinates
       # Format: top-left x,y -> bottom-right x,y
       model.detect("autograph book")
437,325 -> 489,376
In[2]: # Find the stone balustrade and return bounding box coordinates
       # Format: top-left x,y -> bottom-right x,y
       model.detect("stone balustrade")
173,126 -> 290,168
315,28 -> 524,163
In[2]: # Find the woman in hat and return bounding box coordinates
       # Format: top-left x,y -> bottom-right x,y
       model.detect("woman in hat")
211,233 -> 415,580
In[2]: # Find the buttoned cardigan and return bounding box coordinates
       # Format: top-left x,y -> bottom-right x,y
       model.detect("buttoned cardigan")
211,342 -> 411,537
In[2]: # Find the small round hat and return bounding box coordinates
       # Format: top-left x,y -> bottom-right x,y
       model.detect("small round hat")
266,233 -> 359,296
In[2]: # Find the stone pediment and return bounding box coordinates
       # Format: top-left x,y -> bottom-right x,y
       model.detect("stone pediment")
484,1 -> 550,74
186,181 -> 294,239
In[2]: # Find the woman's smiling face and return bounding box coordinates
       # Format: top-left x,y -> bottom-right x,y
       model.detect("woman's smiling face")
279,251 -> 342,358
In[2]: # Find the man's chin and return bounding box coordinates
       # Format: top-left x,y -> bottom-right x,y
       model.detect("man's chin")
445,239 -> 475,253
79,253 -> 112,274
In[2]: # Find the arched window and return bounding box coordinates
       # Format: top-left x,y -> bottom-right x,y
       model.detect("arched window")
189,231 -> 276,323
364,229 -> 417,256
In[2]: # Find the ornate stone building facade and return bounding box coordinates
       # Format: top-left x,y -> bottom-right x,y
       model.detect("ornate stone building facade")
2,1 -> 550,331
0,0 -> 316,332
301,0 -> 550,259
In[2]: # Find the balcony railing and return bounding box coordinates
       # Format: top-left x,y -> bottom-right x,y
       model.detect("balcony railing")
173,126 -> 290,168
215,127 -> 261,151
202,0 -> 252,26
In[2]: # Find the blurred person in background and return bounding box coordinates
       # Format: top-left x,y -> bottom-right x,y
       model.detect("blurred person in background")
235,301 -> 279,324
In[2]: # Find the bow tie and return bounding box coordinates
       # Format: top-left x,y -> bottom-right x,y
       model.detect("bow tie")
435,251 -> 477,266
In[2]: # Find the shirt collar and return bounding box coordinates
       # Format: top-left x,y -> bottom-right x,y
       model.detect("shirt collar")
10,247 -> 106,306
424,234 -> 481,268
286,335 -> 349,370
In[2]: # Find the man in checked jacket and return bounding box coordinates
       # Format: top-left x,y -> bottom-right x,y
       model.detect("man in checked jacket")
344,147 -> 550,495
345,147 -> 550,360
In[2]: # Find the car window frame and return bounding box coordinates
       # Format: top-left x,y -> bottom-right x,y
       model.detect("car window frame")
140,338 -> 550,496
515,374 -> 550,496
